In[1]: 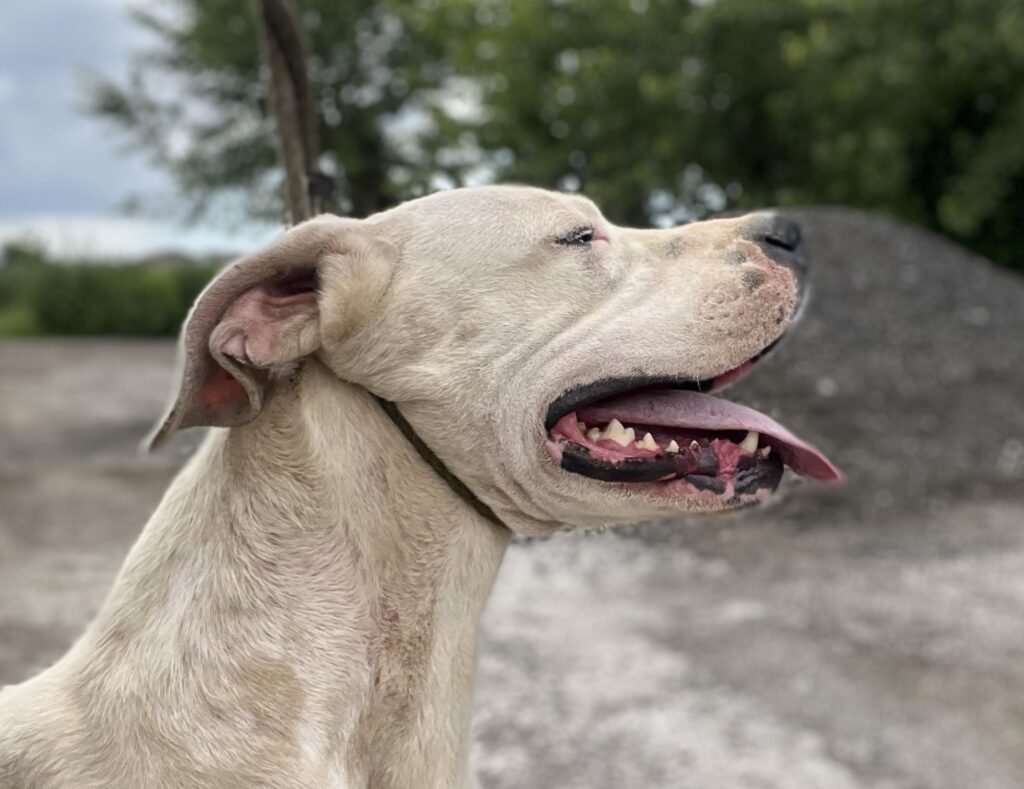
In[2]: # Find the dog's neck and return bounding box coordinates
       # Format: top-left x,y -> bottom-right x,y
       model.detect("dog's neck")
70,360 -> 511,788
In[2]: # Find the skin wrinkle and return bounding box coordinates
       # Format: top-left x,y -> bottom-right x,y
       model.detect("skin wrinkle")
0,186 -> 806,788
529,270 -> 665,369
484,282 -> 641,393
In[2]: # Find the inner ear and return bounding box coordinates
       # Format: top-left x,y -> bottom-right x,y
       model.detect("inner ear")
213,266 -> 321,370
149,216 -> 397,450
151,263 -> 324,448
267,267 -> 319,299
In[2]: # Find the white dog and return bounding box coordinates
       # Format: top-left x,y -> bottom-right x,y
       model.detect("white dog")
0,186 -> 839,788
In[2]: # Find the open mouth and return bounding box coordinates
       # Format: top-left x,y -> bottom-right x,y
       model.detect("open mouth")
543,349 -> 841,506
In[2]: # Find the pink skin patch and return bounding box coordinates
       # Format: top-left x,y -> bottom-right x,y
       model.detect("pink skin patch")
550,414 -> 662,462
220,286 -> 318,366
548,412 -> 754,479
201,367 -> 247,411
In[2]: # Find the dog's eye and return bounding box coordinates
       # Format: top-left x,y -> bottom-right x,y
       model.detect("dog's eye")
555,225 -> 596,246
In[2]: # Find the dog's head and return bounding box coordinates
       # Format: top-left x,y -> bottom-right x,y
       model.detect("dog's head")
153,185 -> 840,535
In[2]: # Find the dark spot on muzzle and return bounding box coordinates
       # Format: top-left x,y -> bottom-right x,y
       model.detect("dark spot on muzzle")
663,237 -> 685,259
724,249 -> 749,266
740,269 -> 765,292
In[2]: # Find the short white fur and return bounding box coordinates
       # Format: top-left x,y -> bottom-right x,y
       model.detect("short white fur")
0,186 -> 800,788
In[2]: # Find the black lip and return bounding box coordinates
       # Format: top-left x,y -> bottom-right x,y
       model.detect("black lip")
543,339 -> 782,433
544,376 -> 706,432
558,441 -> 785,493
559,443 -> 680,482
733,453 -> 784,495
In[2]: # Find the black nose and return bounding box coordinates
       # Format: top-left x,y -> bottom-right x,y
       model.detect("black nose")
752,215 -> 806,281
761,217 -> 802,253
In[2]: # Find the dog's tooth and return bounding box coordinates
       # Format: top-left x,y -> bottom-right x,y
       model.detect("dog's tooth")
637,432 -> 659,451
759,445 -> 771,458
666,439 -> 680,453
602,418 -> 631,446
690,440 -> 700,452
739,430 -> 759,453
577,420 -> 587,432
586,427 -> 601,442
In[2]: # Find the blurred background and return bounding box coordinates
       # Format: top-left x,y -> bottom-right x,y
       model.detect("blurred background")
1,1 -> 1023,787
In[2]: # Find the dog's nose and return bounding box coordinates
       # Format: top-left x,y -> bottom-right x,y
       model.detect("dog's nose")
749,214 -> 806,283
761,216 -> 802,253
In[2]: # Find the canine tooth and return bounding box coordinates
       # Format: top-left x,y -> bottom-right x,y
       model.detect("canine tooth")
586,427 -> 601,442
739,431 -> 759,453
602,418 -> 632,446
637,432 -> 659,451
577,420 -> 587,432
666,440 -> 680,453
603,418 -> 624,436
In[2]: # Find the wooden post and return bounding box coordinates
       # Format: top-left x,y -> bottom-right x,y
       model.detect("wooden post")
256,0 -> 320,224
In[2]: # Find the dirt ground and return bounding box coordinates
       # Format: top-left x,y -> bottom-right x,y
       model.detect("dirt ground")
2,209 -> 1023,788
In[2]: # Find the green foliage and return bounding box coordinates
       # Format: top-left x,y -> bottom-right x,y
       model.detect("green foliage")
0,243 -> 47,310
0,305 -> 40,337
423,0 -> 1024,268
0,250 -> 218,337
87,0 -> 449,219
90,0 -> 1024,271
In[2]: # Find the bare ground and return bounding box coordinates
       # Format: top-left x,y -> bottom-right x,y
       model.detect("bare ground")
2,209 -> 1023,788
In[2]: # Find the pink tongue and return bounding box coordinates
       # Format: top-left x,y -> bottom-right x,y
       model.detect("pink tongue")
577,389 -> 842,482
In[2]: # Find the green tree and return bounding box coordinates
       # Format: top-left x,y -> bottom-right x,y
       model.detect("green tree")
422,0 -> 1024,268
680,0 -> 1024,268
92,0 -> 1024,270
89,0 -> 449,220
29,262 -> 219,336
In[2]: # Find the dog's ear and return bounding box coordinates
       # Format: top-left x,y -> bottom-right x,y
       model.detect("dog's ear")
147,217 -> 394,449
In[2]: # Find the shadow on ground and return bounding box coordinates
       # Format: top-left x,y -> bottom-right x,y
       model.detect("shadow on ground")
1,208 -> 1022,788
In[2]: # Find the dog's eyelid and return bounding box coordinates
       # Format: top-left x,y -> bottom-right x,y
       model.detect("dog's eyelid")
554,224 -> 597,246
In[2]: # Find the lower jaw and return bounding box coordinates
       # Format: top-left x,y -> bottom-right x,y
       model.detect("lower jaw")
602,477 -> 779,513
546,440 -> 785,511
644,476 -> 778,508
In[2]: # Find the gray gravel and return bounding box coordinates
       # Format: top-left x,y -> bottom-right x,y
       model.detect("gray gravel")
2,208 -> 1023,788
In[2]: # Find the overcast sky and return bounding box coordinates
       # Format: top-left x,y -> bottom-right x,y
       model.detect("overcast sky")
0,0 -> 276,257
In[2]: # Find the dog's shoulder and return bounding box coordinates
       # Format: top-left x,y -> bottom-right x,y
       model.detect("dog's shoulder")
0,688 -> 57,789
0,677 -> 103,789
